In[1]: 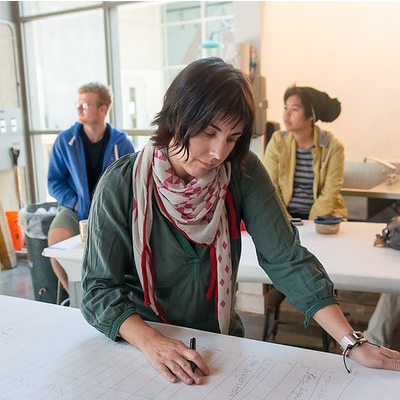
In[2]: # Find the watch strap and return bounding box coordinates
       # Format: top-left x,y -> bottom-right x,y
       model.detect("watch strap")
339,331 -> 365,350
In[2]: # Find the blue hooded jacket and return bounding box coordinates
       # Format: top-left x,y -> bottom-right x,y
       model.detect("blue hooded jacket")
48,122 -> 134,220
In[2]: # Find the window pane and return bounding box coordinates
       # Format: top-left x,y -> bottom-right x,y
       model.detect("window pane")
24,10 -> 107,130
205,1 -> 233,18
32,134 -> 57,202
131,134 -> 152,153
116,3 -> 164,130
163,2 -> 201,23
164,67 -> 184,90
0,22 -> 19,108
20,1 -> 101,17
164,23 -> 202,65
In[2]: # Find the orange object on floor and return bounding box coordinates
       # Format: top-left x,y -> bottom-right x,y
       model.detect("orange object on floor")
5,211 -> 23,251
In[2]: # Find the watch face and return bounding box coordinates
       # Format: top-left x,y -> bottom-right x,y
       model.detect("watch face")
340,331 -> 365,350
353,331 -> 364,340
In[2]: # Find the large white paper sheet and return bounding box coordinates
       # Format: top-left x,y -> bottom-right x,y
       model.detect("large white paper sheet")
1,295 -> 399,399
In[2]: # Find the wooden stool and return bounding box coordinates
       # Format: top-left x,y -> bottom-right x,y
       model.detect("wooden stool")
263,286 -> 331,352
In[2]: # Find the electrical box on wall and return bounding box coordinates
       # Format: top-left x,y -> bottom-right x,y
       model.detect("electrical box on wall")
0,108 -> 25,170
249,75 -> 268,138
225,43 -> 268,138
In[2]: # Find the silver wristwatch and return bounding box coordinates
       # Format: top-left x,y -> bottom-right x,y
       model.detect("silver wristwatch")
339,331 -> 365,350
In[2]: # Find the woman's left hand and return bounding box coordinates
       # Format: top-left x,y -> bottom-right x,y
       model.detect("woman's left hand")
349,342 -> 400,371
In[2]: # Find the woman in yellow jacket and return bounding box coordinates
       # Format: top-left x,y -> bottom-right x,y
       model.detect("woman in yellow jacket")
263,86 -> 348,341
263,85 -> 348,221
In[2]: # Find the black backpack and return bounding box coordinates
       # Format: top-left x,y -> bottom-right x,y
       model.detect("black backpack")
374,216 -> 400,250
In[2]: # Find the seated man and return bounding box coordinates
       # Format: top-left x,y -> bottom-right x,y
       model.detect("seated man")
47,82 -> 134,294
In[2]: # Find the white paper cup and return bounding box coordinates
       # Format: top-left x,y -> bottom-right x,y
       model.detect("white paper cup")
79,219 -> 88,243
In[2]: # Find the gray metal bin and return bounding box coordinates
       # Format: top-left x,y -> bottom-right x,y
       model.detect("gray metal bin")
19,202 -> 67,304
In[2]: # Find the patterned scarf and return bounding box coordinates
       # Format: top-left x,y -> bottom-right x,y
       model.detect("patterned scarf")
132,141 -> 236,334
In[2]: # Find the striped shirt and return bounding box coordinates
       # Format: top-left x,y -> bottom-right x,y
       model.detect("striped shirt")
288,147 -> 314,216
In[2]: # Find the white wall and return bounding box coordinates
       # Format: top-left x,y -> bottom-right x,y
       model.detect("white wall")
261,1 -> 400,161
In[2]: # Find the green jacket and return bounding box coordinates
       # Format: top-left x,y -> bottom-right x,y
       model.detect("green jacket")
263,126 -> 348,220
81,151 -> 337,340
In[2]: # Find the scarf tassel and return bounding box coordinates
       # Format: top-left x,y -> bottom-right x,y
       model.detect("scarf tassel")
206,244 -> 217,300
141,244 -> 152,307
206,244 -> 219,321
226,189 -> 239,240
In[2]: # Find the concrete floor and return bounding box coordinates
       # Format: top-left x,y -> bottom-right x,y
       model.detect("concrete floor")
0,255 -> 34,300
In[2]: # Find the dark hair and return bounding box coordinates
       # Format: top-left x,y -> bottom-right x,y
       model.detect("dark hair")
284,85 -> 341,123
151,57 -> 255,166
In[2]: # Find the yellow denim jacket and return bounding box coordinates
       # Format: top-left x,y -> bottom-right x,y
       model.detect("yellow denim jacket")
263,126 -> 348,220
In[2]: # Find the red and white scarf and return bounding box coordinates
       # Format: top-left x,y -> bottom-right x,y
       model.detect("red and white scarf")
132,142 -> 236,334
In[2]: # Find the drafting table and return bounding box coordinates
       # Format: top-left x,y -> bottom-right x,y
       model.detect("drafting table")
1,294 -> 400,399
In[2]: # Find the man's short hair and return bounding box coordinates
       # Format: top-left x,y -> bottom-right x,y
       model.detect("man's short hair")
78,82 -> 113,108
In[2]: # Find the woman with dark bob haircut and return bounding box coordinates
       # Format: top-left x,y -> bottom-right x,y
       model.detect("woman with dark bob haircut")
81,58 -> 400,386
152,57 -> 255,166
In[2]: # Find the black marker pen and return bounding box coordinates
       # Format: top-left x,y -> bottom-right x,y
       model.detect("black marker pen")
189,337 -> 197,372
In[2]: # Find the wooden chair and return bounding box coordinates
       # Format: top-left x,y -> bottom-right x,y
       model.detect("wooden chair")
262,285 -> 332,352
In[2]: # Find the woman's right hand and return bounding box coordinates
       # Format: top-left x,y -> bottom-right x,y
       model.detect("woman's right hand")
119,315 -> 209,384
141,332 -> 209,384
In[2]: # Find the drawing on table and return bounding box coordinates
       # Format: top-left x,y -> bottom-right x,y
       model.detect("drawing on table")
162,347 -> 355,400
1,306 -> 356,400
